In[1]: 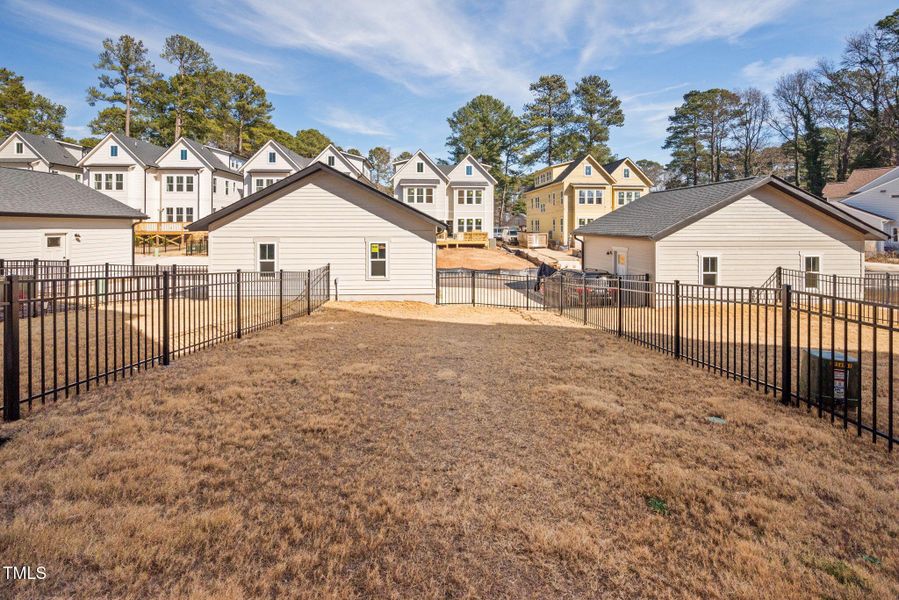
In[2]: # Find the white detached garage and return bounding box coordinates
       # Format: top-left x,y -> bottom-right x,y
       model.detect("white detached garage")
0,167 -> 146,264
188,163 -> 445,302
573,175 -> 887,287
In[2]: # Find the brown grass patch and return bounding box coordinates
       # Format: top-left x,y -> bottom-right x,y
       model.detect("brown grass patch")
0,302 -> 897,598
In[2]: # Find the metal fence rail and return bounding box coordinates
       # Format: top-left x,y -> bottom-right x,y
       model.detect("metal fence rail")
437,270 -> 897,452
766,266 -> 899,306
2,265 -> 330,422
0,259 -> 209,281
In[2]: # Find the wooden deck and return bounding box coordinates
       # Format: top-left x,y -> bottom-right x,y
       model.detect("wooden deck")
135,221 -> 206,248
437,231 -> 489,248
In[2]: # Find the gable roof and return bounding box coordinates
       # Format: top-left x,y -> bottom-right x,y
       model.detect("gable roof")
822,166 -> 895,199
187,162 -> 446,232
573,175 -> 887,241
852,165 -> 899,194
0,167 -> 147,219
78,132 -> 167,168
602,158 -> 627,173
181,138 -> 242,176
391,150 -> 449,184
524,155 -> 614,192
314,144 -> 364,177
242,139 -> 313,173
3,132 -> 82,168
444,154 -> 497,184
603,157 -> 653,187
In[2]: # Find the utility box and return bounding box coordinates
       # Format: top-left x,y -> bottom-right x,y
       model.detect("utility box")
799,349 -> 861,408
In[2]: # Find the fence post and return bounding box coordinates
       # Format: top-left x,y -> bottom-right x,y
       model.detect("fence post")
279,269 -> 284,324
781,284 -> 792,405
559,274 -> 564,316
0,258 -> 5,276
526,272 -> 531,310
673,280 -> 681,359
306,269 -> 312,316
582,273 -> 588,325
616,276 -> 623,337
3,275 -> 21,421
776,265 -> 782,289
887,272 -> 892,304
435,268 -> 440,305
161,272 -> 170,366
327,264 -> 331,301
236,269 -> 242,339
471,270 -> 476,306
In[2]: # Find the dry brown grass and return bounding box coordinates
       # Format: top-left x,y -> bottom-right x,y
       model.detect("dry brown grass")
1,302 -> 897,599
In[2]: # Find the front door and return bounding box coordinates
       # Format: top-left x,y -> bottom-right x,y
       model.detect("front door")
43,233 -> 66,260
613,248 -> 628,276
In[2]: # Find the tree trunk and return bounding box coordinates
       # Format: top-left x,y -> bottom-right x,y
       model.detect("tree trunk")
175,113 -> 182,141
125,82 -> 131,138
237,123 -> 244,154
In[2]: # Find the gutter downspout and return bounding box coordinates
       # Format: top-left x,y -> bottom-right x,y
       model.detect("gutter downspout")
573,234 -> 585,270
131,221 -> 137,266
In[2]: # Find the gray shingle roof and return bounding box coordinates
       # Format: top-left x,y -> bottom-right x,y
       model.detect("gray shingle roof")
16,133 -> 82,168
602,158 -> 626,173
574,176 -> 767,238
270,140 -> 313,170
182,138 -> 241,176
108,133 -> 167,167
572,175 -> 887,240
0,167 -> 147,219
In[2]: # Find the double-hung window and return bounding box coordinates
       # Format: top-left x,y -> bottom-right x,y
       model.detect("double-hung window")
475,218 -> 482,231
176,176 -> 184,192
94,173 -> 102,190
700,255 -> 719,286
327,156 -> 335,166
258,242 -> 276,276
457,218 -> 465,232
368,241 -> 387,278
585,165 -> 592,176
416,162 -> 424,173
165,208 -> 175,222
465,165 -> 473,176
185,175 -> 194,192
803,255 -> 821,289
268,151 -> 276,163
14,142 -> 23,154
623,167 -> 630,178
104,173 -> 114,190
114,173 -> 123,190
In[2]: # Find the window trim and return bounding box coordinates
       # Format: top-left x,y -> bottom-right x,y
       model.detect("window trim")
180,148 -> 188,160
14,141 -> 23,154
465,164 -> 473,176
585,165 -> 592,176
801,253 -> 822,290
110,145 -> 118,157
257,240 -> 278,277
268,151 -> 276,163
365,239 -> 389,280
698,252 -> 720,286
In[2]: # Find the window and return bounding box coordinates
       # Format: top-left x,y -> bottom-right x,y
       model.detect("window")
406,188 -> 415,203
166,176 -> 174,192
75,174 -> 81,183
213,177 -> 217,193
225,181 -> 229,195
110,145 -> 118,157
585,165 -> 592,176
327,156 -> 335,166
180,149 -> 188,160
466,218 -> 474,231
255,178 -> 264,192
185,175 -> 194,192
368,241 -> 387,278
185,207 -> 194,222
258,243 -> 276,276
465,165 -> 473,176
176,176 -> 184,192
104,173 -> 113,190
15,142 -> 23,154
578,189 -> 602,205
623,167 -> 630,178
416,162 -> 424,173
94,173 -> 102,190
893,227 -> 898,242
475,218 -> 482,231
803,255 -> 821,289
114,173 -> 123,190
634,191 -> 641,200
406,187 -> 434,204
46,236 -> 61,248
701,255 -> 719,286
165,208 -> 175,222
175,207 -> 185,222
457,218 -> 465,232
268,151 -> 276,163
578,218 -> 589,226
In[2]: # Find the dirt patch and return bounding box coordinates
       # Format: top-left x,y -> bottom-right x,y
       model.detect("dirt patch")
436,247 -> 533,270
0,302 -> 897,599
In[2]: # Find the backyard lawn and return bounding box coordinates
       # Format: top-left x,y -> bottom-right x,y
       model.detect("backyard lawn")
0,302 -> 897,599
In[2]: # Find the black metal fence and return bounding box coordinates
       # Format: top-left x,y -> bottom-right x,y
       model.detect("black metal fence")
0,258 -> 208,280
2,265 -> 330,422
437,270 -> 897,452
766,266 -> 899,306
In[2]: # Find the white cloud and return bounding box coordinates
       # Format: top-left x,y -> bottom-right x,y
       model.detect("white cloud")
318,108 -> 391,137
740,55 -> 819,91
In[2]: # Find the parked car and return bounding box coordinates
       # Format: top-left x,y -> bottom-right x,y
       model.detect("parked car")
493,227 -> 505,239
502,229 -> 519,244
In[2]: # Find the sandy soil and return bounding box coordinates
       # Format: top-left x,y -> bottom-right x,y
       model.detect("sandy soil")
0,302 -> 897,599
436,247 -> 533,270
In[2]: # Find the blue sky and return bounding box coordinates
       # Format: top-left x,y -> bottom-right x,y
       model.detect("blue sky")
1,0 -> 896,164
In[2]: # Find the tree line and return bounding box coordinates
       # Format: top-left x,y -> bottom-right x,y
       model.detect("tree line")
663,9 -> 899,194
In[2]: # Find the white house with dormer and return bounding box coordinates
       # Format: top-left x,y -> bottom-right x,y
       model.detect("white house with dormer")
0,132 -> 86,180
391,150 -> 496,236
313,144 -> 372,181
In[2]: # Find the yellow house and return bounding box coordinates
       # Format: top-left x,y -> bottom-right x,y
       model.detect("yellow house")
522,156 -> 652,246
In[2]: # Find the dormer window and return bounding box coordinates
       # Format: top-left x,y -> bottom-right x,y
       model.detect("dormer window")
585,165 -> 592,176
180,149 -> 188,160
417,162 -> 424,173
327,156 -> 335,166
110,145 -> 118,157
623,167 -> 630,178
466,165 -> 473,176
268,151 -> 276,163
14,142 -> 23,154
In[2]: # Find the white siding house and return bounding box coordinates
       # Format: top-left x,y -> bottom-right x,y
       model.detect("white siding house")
838,166 -> 899,249
575,176 -> 886,289
188,163 -> 445,302
391,150 -> 496,236
0,168 -> 146,264
0,132 -> 85,180
242,139 -> 312,195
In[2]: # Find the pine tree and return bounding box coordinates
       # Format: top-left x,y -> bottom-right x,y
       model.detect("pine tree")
0,68 -> 66,138
367,146 -> 392,189
522,75 -> 573,166
570,75 -> 624,163
86,35 -> 158,138
159,34 -> 215,141
294,129 -> 332,157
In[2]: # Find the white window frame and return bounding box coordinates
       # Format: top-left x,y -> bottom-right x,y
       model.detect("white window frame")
180,149 -> 188,160
699,253 -> 720,286
801,253 -> 822,290
585,165 -> 592,176
94,173 -> 102,190
14,141 -> 23,154
268,151 -> 276,163
110,145 -> 118,157
416,161 -> 424,173
366,239 -> 389,280
256,241 -> 277,276
185,175 -> 194,192
465,165 -> 473,176
114,173 -> 123,190
104,173 -> 113,190
623,167 -> 630,178
327,155 -> 335,166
